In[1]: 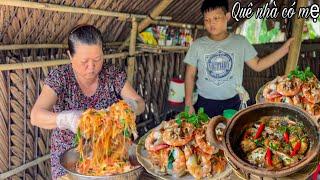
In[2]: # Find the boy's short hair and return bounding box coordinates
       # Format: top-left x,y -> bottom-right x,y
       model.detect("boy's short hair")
201,0 -> 229,14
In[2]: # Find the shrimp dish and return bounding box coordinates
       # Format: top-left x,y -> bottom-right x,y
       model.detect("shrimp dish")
262,67 -> 320,121
144,115 -> 227,179
240,116 -> 309,170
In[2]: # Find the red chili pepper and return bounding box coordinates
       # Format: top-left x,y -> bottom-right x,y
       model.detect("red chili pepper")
254,123 -> 265,139
283,131 -> 289,144
290,141 -> 301,157
265,148 -> 272,166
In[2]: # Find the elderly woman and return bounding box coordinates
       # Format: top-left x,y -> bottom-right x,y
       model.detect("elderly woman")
30,25 -> 145,179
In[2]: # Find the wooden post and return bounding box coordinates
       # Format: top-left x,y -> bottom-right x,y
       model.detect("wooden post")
128,17 -> 138,84
119,0 -> 174,50
285,0 -> 308,74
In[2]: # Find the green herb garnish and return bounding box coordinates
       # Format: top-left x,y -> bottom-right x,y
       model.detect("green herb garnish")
73,128 -> 81,146
167,150 -> 174,170
120,118 -> 125,125
277,126 -> 288,134
79,153 -> 83,162
269,142 -> 279,151
288,66 -> 314,82
176,106 -> 209,128
254,139 -> 265,147
123,128 -> 131,137
175,118 -> 182,126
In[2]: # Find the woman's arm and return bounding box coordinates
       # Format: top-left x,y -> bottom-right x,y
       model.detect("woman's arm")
120,81 -> 145,115
30,85 -> 59,129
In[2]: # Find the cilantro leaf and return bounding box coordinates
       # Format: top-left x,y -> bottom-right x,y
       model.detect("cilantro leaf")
73,128 -> 81,146
120,118 -> 125,125
167,150 -> 174,170
123,128 -> 131,137
175,118 -> 182,126
288,66 -> 314,82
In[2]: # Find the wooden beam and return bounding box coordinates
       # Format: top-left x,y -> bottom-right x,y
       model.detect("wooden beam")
150,21 -> 204,30
137,44 -> 189,53
128,17 -> 138,84
119,0 -> 174,50
0,0 -> 171,21
0,44 -> 68,50
0,154 -> 50,179
0,42 -> 128,50
0,52 -> 141,71
285,0 -> 308,74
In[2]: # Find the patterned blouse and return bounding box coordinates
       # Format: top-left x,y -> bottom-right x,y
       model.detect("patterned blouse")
44,63 -> 126,179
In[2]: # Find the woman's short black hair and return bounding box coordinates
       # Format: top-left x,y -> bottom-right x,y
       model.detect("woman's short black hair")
201,0 -> 229,14
68,25 -> 103,56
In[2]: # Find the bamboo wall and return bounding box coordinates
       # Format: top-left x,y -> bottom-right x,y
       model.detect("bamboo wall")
133,53 -> 186,136
0,50 -> 186,179
0,42 -> 319,179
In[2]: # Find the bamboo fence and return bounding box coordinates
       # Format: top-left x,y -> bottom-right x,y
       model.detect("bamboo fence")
0,49 -> 188,179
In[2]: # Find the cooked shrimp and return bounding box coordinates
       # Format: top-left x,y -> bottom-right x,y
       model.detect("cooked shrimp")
148,148 -> 170,174
195,126 -> 218,155
211,155 -> 227,174
263,82 -> 282,100
305,103 -> 320,118
265,154 -> 283,169
302,84 -> 320,104
274,151 -> 298,166
247,148 -> 266,167
241,139 -> 257,153
184,146 -> 212,179
167,147 -> 186,177
242,128 -> 257,139
276,77 -> 302,96
292,94 -> 303,108
163,122 -> 195,146
145,130 -> 169,152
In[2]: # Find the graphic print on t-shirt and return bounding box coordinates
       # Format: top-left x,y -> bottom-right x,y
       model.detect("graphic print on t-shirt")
205,50 -> 234,86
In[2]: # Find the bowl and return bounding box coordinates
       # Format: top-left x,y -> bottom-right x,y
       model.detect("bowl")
206,103 -> 320,178
60,145 -> 143,180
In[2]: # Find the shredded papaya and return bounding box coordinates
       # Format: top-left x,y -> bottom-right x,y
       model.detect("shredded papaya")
75,100 -> 138,176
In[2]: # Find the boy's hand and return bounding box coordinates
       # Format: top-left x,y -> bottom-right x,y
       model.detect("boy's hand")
281,37 -> 295,53
188,105 -> 195,114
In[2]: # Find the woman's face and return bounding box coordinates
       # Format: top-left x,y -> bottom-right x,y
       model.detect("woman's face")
69,43 -> 104,80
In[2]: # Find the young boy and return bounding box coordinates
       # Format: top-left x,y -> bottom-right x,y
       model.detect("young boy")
184,0 -> 294,117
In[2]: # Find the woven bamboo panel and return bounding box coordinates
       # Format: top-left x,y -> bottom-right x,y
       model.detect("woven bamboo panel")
0,70 -> 9,174
133,52 -> 186,136
8,58 -> 25,180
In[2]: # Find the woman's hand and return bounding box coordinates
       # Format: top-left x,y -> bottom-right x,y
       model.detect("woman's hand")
123,97 -> 138,113
121,81 -> 145,115
56,110 -> 83,133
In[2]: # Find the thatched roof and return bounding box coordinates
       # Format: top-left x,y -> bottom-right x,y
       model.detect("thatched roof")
0,0 -> 261,45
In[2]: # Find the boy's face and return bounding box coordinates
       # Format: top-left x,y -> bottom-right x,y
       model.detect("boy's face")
204,8 -> 230,36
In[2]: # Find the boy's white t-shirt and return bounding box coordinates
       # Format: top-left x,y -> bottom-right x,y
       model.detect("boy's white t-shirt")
184,34 -> 257,100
